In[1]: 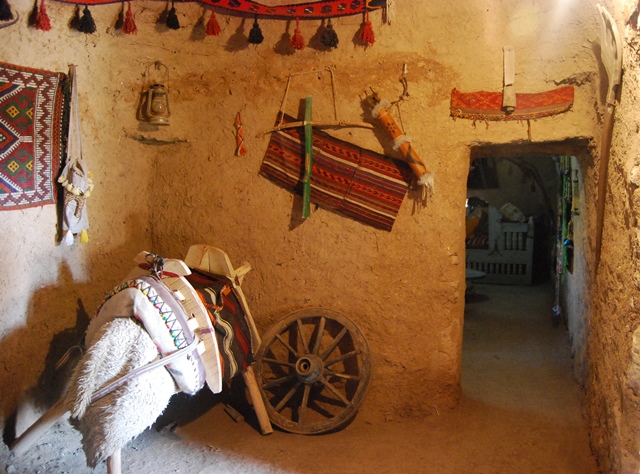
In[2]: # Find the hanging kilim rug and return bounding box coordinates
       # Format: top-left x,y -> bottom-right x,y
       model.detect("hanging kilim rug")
450,85 -> 574,123
0,62 -> 66,210
260,113 -> 413,231
54,0 -> 385,18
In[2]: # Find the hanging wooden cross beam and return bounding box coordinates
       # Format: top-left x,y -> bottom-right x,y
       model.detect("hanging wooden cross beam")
262,68 -> 373,136
262,68 -> 377,219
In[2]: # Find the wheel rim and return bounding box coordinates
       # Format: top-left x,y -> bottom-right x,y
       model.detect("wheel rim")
254,308 -> 372,434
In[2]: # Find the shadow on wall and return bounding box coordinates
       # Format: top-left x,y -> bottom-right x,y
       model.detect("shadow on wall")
1,262 -> 90,446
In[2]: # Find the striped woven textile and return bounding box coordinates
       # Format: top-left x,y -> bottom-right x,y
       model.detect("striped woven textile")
260,113 -> 413,231
185,270 -> 256,382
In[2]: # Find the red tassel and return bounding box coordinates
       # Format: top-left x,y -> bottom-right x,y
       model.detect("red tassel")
360,11 -> 375,46
205,8 -> 220,36
122,1 -> 137,35
35,0 -> 51,31
289,17 -> 305,50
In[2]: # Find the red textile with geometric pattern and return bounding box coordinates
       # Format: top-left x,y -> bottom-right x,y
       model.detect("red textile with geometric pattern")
450,86 -> 574,123
0,62 -> 66,210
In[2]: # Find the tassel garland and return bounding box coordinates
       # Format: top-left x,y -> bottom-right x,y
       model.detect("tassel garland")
78,5 -> 96,33
20,3 -> 382,44
248,16 -> 263,44
166,1 -> 180,30
35,0 -> 52,31
289,17 -> 305,50
359,10 -> 375,46
320,18 -> 338,48
205,8 -> 221,36
0,0 -> 14,22
122,1 -> 136,34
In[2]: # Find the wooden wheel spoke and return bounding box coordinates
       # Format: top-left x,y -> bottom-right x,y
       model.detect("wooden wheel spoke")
319,376 -> 350,406
325,349 -> 361,368
296,319 -> 310,354
311,316 -> 326,355
263,357 -> 296,368
274,381 -> 302,412
324,369 -> 361,381
299,384 -> 311,423
320,327 -> 348,360
275,333 -> 299,358
262,374 -> 296,390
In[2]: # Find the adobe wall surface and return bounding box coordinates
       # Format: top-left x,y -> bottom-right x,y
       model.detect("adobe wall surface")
0,0 -> 603,438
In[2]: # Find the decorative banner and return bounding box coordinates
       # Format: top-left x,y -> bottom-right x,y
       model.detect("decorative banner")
0,62 -> 66,210
53,0 -> 385,18
450,86 -> 574,123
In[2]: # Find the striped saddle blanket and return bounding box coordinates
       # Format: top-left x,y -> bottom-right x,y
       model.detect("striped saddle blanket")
186,269 -> 256,382
260,113 -> 413,231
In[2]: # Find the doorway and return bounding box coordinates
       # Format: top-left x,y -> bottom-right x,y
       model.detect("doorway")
462,141 -> 591,432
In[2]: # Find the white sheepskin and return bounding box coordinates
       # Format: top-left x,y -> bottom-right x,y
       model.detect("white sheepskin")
65,318 -> 177,467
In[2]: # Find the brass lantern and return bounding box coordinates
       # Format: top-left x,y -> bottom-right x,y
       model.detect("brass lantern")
144,62 -> 171,126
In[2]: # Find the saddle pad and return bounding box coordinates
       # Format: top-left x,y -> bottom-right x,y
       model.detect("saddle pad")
89,276 -> 205,395
186,269 -> 256,381
260,113 -> 413,231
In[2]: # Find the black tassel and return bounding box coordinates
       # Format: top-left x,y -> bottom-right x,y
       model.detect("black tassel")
320,18 -> 338,48
78,5 -> 96,33
248,16 -> 263,44
0,0 -> 14,21
166,1 -> 180,30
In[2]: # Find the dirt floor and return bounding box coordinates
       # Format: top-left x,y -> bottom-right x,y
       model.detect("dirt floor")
1,282 -> 598,473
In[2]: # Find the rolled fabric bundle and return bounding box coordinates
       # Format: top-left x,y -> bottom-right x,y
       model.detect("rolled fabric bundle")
370,94 -> 434,197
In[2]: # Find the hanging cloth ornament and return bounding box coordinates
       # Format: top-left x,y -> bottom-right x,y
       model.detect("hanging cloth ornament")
320,18 -> 338,48
235,112 -> 247,156
35,0 -> 52,31
166,0 -> 180,30
359,10 -> 375,46
289,17 -> 305,50
59,65 -> 93,246
205,7 -> 221,36
122,1 -> 137,34
248,15 -> 263,44
0,0 -> 14,22
78,5 -> 97,33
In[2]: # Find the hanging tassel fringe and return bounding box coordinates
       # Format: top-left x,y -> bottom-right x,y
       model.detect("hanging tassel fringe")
79,229 -> 89,243
166,1 -> 180,30
35,0 -> 51,31
320,18 -> 338,48
289,17 -> 305,50
122,1 -> 137,34
0,0 -> 14,22
64,231 -> 75,246
360,11 -> 375,46
248,16 -> 263,44
205,8 -> 220,36
78,5 -> 96,34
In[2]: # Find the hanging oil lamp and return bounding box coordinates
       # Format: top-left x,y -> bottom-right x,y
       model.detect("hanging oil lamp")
144,61 -> 171,125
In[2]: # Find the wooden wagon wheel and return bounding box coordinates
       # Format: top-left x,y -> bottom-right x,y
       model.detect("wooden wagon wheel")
254,308 -> 371,434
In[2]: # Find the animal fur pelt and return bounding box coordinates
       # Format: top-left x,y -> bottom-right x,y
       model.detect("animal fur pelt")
64,318 -> 177,467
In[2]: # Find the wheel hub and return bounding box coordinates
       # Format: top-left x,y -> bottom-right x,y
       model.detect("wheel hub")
295,354 -> 323,383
